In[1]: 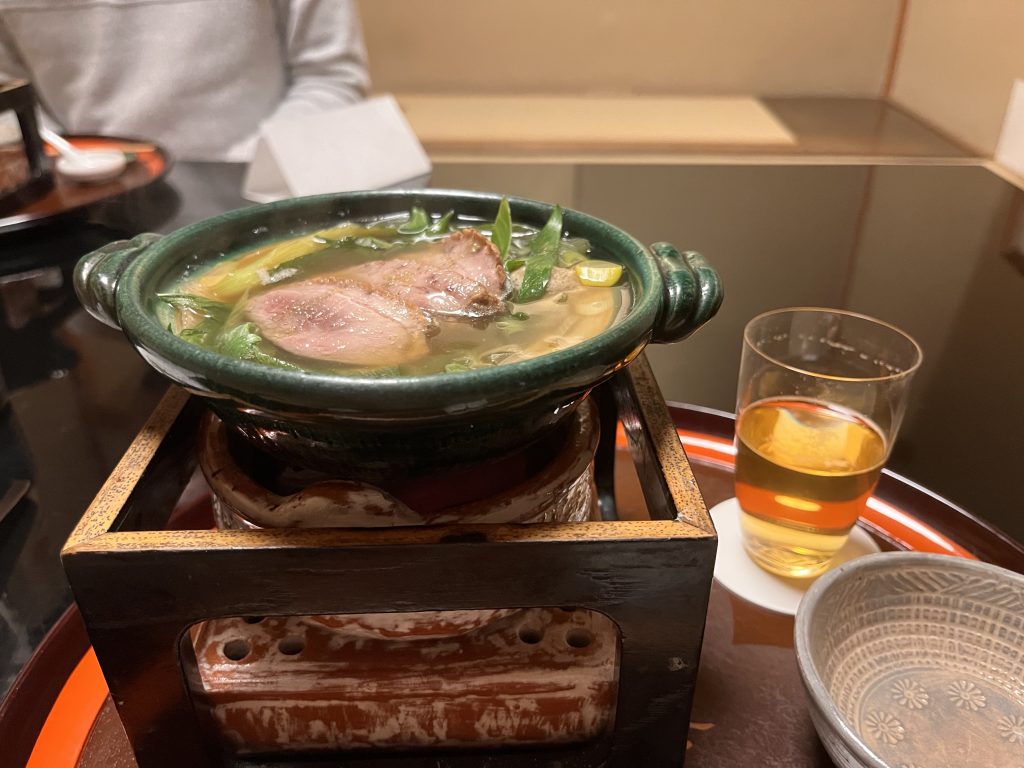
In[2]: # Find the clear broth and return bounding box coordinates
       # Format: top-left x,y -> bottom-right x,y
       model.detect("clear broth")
158,214 -> 632,377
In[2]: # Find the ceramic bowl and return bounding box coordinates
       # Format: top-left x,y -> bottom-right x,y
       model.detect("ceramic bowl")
795,552 -> 1024,768
74,189 -> 721,478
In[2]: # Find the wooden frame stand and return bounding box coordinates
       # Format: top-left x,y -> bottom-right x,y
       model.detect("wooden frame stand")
62,355 -> 717,768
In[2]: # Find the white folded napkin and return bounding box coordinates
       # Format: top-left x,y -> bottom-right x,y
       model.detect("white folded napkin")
243,94 -> 432,203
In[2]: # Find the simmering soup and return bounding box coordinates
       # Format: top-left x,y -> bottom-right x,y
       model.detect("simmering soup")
157,201 -> 631,376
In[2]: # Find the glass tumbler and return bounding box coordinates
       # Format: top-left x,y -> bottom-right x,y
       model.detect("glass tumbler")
734,308 -> 922,577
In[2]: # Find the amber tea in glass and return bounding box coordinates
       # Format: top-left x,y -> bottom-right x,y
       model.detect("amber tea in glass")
734,308 -> 921,577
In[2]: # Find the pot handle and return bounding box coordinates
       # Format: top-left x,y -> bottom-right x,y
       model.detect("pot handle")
649,243 -> 723,343
74,233 -> 162,329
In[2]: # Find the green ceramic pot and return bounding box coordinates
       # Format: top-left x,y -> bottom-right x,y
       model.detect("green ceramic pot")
75,190 -> 722,478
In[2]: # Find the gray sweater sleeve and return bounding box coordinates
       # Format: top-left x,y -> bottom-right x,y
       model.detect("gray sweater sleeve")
268,0 -> 371,123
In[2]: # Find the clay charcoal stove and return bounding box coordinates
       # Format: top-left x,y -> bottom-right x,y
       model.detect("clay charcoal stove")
62,356 -> 717,768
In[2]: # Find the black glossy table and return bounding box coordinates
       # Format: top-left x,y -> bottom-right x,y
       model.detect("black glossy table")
2,159 -> 1023,708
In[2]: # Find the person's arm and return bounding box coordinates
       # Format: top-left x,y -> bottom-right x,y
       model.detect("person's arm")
268,0 -> 370,122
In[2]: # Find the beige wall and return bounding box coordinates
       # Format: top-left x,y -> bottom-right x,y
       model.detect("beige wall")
888,1 -> 1024,155
360,1 -> 1024,161
358,0 -> 901,97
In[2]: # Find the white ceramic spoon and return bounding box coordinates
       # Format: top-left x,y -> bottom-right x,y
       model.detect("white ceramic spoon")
40,127 -> 127,184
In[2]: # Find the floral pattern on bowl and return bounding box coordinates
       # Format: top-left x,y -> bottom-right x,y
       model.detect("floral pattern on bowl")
795,552 -> 1024,768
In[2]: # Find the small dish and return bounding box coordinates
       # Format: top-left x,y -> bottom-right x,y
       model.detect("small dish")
41,126 -> 128,183
795,552 -> 1024,768
55,149 -> 127,183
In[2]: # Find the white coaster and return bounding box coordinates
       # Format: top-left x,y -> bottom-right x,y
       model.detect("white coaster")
710,497 -> 881,616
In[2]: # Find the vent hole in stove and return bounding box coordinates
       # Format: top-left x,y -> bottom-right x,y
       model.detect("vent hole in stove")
278,636 -> 306,656
565,629 -> 593,649
517,626 -> 544,644
223,639 -> 251,661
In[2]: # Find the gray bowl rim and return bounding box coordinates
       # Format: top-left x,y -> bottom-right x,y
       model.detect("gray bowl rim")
793,551 -> 1024,768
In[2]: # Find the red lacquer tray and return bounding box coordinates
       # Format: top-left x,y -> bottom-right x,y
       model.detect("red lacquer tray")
0,135 -> 171,235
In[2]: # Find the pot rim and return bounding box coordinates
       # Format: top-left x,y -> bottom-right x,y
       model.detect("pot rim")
116,189 -> 662,414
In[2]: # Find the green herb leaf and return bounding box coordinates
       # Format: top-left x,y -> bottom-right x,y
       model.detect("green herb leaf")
161,293 -> 231,347
179,326 -> 215,345
517,204 -> 562,302
427,210 -> 455,236
158,293 -> 230,321
353,236 -> 397,250
398,206 -> 430,234
217,323 -> 299,369
444,356 -> 474,373
492,197 -> 512,261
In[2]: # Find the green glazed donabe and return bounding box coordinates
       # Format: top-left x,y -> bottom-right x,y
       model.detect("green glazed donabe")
75,189 -> 722,477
